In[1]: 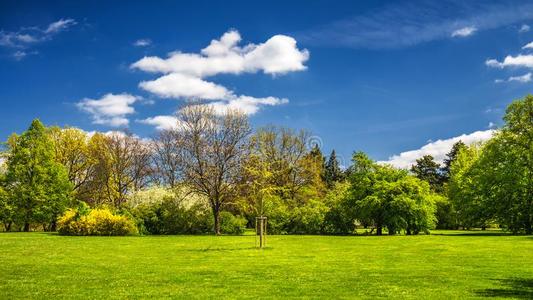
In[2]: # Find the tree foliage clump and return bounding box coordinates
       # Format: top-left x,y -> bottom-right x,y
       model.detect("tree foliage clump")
347,152 -> 436,235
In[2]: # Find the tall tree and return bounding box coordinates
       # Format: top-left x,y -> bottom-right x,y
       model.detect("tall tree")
49,127 -> 94,196
442,141 -> 466,181
324,150 -> 344,188
4,120 -> 72,231
410,155 -> 444,192
151,129 -> 183,188
473,95 -> 533,233
176,105 -> 251,235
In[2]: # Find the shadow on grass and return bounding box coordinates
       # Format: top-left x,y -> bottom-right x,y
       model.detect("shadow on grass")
476,278 -> 533,298
432,232 -> 510,237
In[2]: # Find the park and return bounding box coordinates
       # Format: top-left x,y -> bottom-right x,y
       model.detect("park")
1,1 -> 533,298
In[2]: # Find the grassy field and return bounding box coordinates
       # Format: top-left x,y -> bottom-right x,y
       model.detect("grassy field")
0,231 -> 532,299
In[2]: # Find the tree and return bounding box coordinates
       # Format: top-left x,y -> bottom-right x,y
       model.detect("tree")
4,120 -> 72,231
410,155 -> 444,192
442,141 -> 466,182
347,152 -> 436,235
49,127 -> 94,196
447,144 -> 488,229
152,129 -> 183,188
176,105 -> 251,235
472,95 -> 533,233
324,150 -> 344,188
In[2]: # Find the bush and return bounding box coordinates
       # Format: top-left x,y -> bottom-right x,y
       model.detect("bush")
131,197 -> 212,235
57,207 -> 137,236
219,211 -> 246,235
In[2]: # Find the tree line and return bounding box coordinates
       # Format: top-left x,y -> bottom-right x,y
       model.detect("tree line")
0,95 -> 531,235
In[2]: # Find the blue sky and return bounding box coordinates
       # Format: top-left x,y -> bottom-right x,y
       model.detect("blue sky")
1,0 -> 532,168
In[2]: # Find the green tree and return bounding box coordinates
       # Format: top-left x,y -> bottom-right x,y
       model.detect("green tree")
410,155 -> 444,192
447,144 -> 489,229
324,150 -> 344,188
473,95 -> 533,233
347,152 -> 436,235
4,119 -> 72,231
442,141 -> 466,182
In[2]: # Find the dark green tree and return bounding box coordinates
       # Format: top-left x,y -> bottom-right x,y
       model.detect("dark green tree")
410,155 -> 444,193
4,119 -> 72,231
442,141 -> 466,181
324,150 -> 344,188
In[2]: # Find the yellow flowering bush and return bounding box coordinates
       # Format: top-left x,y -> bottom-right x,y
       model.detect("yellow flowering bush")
58,208 -> 137,236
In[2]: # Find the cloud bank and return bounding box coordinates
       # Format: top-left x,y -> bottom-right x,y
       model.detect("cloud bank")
378,129 -> 495,169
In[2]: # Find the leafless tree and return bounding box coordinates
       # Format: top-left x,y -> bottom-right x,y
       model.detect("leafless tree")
176,105 -> 251,235
151,129 -> 183,188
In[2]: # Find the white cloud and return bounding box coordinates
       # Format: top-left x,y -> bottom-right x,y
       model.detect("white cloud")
378,129 -> 495,169
130,30 -> 305,130
451,26 -> 477,37
134,39 -> 152,47
138,115 -> 182,131
488,122 -> 497,129
77,93 -> 140,127
486,54 -> 533,68
131,30 -> 309,77
508,72 -> 532,82
208,95 -> 289,115
522,41 -> 533,49
520,24 -> 530,33
495,72 -> 532,83
44,18 -> 76,34
0,18 -> 76,60
139,73 -> 231,100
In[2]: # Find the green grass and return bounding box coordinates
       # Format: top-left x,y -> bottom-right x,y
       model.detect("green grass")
0,231 -> 532,299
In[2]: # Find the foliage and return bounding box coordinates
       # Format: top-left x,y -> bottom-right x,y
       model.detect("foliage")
347,152 -> 436,235
324,150 -> 345,188
57,206 -> 137,236
410,155 -> 444,193
218,211 -> 247,235
4,119 -> 72,231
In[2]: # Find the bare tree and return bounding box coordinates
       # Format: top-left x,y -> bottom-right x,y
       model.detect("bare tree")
152,129 -> 183,188
177,105 -> 251,235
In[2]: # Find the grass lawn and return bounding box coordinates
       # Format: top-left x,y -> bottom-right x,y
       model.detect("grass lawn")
0,231 -> 532,299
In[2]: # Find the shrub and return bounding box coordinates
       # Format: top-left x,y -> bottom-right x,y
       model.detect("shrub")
131,197 -> 212,235
219,211 -> 246,235
57,207 -> 137,236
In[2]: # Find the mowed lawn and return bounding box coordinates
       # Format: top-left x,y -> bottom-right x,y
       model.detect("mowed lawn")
0,231 -> 532,299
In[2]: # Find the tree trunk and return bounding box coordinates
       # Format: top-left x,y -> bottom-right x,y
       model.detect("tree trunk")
50,221 -> 57,232
213,207 -> 221,235
376,226 -> 382,236
23,223 -> 30,232
4,222 -> 11,232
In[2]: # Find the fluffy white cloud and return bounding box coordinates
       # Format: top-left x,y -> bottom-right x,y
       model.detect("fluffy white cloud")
520,24 -> 530,33
131,30 -> 309,77
486,54 -> 533,68
139,73 -> 231,100
378,129 -> 495,169
77,93 -> 140,127
132,30 -> 305,130
522,42 -> 533,49
451,26 -> 477,37
134,39 -> 152,47
138,115 -> 182,131
208,95 -> 288,115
